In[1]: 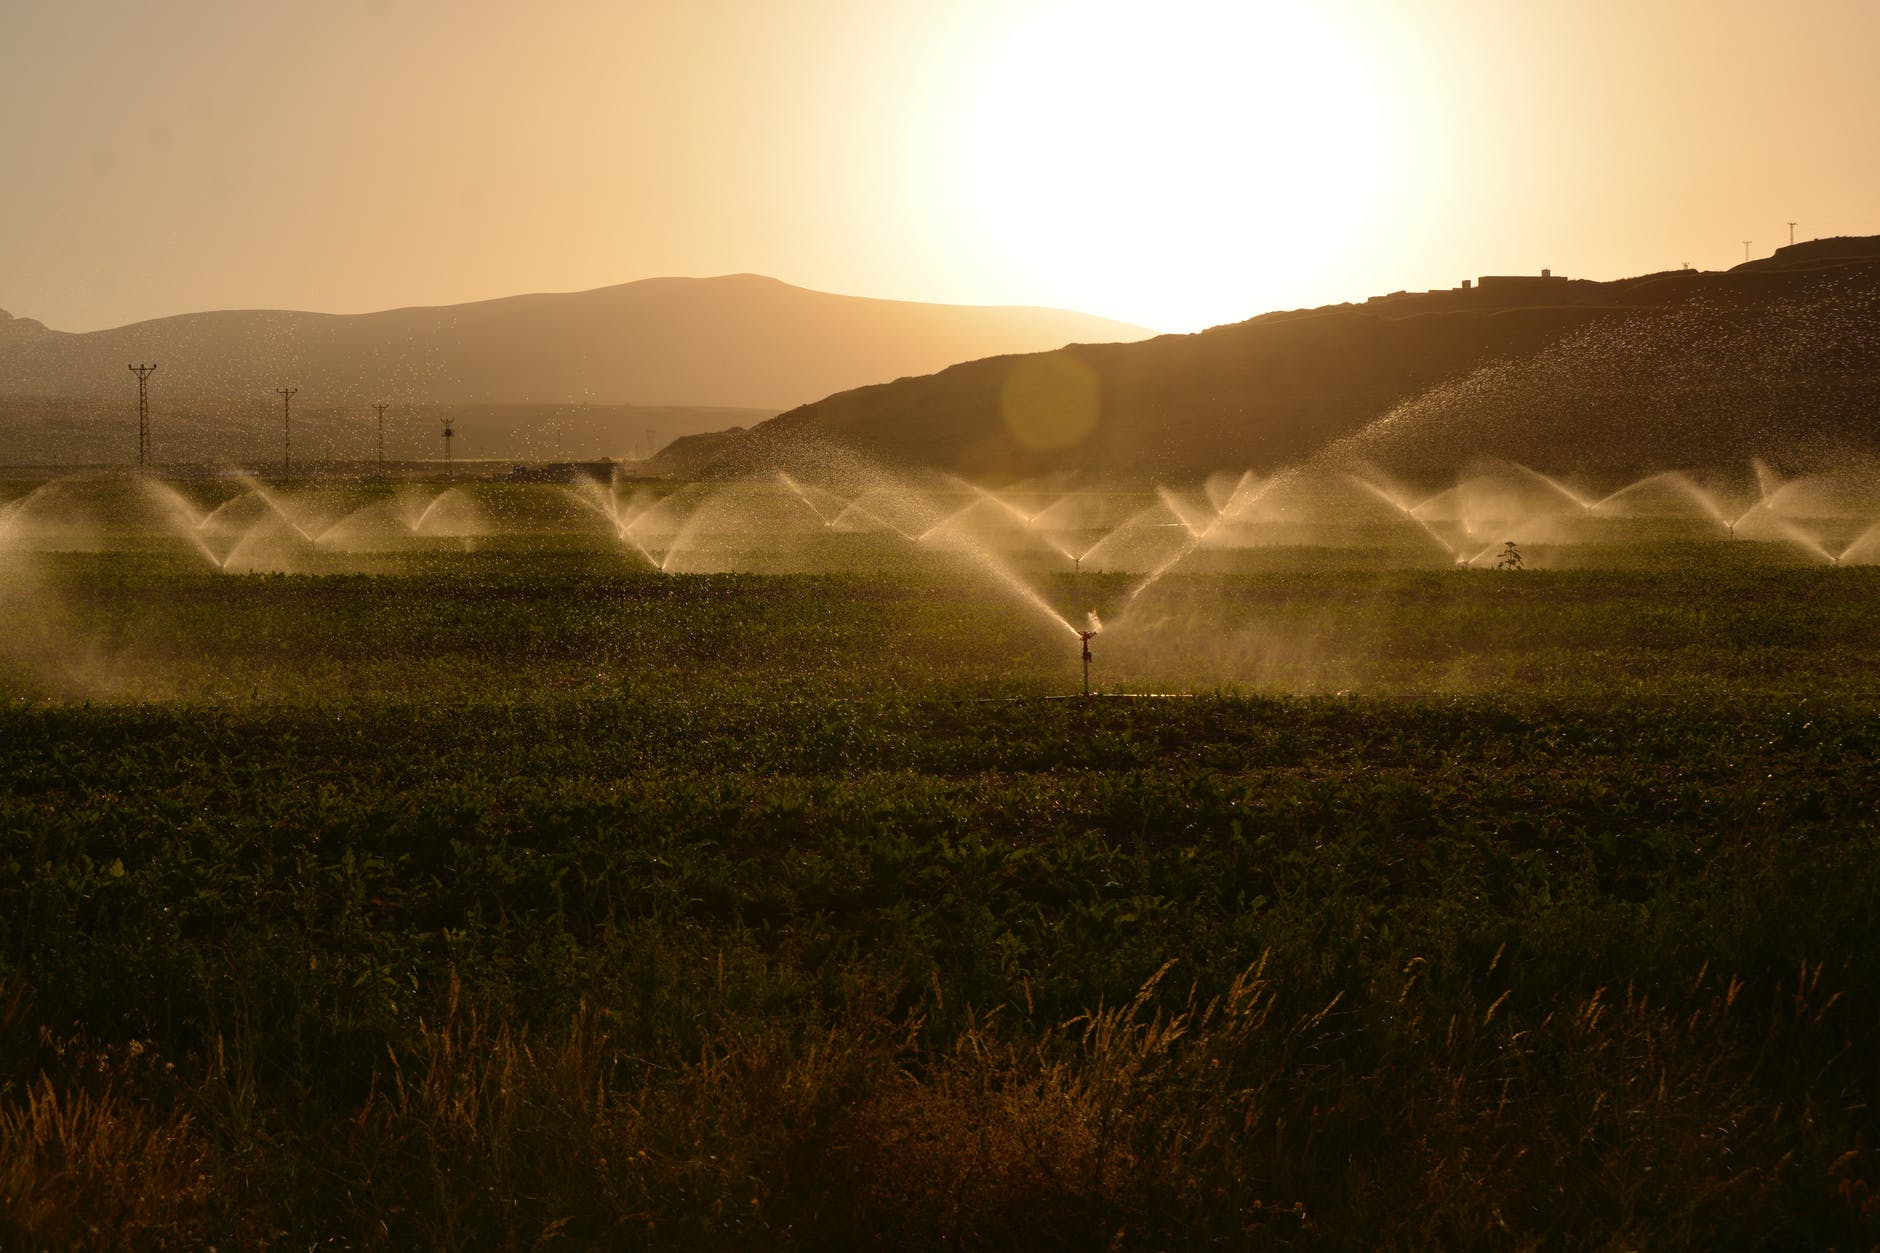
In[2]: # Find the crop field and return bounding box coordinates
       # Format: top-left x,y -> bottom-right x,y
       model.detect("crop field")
2,473 -> 1879,1249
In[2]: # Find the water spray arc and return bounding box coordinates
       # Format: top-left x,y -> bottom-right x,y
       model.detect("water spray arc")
130,363 -> 157,472
10,452 -> 1880,707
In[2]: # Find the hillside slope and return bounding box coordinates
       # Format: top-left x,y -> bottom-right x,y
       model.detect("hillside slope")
671,243 -> 1880,481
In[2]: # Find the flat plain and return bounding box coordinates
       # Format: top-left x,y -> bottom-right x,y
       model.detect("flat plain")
2,473 -> 1878,1249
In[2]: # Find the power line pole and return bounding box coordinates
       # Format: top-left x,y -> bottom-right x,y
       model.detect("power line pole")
277,388 -> 298,475
1788,221 -> 1797,246
1742,240 -> 1752,263
129,363 -> 157,472
373,401 -> 388,472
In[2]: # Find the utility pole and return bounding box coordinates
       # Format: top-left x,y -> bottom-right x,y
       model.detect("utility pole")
277,388 -> 298,475
1788,221 -> 1797,247
1743,240 -> 1753,263
441,416 -> 454,479
129,363 -> 157,472
373,401 -> 388,472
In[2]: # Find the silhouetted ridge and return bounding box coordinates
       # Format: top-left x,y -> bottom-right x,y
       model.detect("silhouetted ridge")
1734,236 -> 1880,273
667,244 -> 1880,481
0,276 -> 1151,412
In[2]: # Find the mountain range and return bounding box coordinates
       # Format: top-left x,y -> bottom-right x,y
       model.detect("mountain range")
0,276 -> 1149,465
8,243 -> 1878,478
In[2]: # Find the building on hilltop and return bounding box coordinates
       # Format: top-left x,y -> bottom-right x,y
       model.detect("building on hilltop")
1362,269 -> 1578,308
1471,268 -> 1570,296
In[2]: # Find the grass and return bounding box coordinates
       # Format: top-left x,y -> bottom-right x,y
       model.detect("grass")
0,541 -> 1877,1248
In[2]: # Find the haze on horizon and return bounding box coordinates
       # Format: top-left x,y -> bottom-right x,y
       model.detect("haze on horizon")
4,0 -> 1877,338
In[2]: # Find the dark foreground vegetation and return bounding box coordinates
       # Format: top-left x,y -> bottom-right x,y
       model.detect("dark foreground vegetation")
2,550 -> 1878,1248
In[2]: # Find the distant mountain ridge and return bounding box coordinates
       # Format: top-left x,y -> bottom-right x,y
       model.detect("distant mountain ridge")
662,238 -> 1880,481
0,275 -> 1152,412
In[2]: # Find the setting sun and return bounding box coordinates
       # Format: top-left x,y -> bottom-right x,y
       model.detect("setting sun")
947,0 -> 1403,330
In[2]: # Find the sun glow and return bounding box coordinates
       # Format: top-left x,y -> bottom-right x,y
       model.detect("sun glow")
949,0 -> 1404,331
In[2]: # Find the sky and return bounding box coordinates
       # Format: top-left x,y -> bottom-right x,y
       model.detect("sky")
3,0 -> 1878,336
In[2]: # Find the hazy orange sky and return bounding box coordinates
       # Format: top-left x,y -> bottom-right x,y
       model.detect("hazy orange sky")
4,0 -> 1878,335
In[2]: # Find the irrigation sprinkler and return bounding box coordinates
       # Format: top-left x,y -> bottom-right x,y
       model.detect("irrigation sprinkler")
441,417 -> 455,479
1078,629 -> 1095,696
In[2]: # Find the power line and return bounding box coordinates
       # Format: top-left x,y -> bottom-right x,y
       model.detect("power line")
129,363 -> 157,472
277,388 -> 298,475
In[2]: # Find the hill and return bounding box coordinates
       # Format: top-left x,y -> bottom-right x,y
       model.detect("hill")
1732,234 -> 1880,273
667,241 -> 1880,482
0,275 -> 1150,413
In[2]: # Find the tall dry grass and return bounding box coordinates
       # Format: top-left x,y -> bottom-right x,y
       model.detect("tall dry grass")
1,953 -> 1873,1248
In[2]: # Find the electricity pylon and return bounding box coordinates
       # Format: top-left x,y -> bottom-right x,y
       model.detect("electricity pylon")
129,363 -> 157,472
278,388 -> 298,475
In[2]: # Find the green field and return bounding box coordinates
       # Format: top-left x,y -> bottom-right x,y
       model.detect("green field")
3,475 -> 1879,1248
